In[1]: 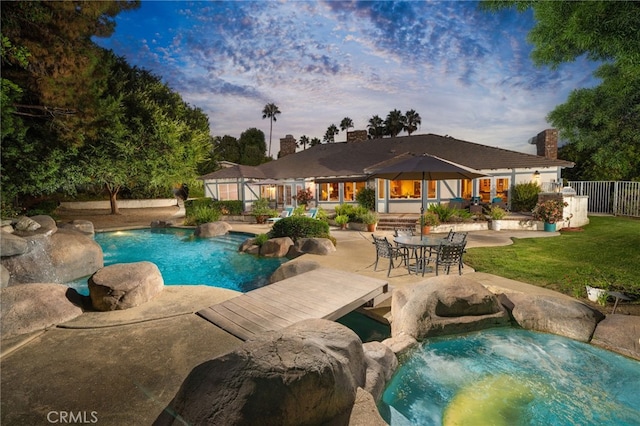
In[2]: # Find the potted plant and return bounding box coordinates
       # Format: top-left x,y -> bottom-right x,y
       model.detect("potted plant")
420,211 -> 440,234
294,188 -> 314,209
251,198 -> 278,224
335,214 -> 349,230
532,199 -> 568,231
360,211 -> 379,232
488,206 -> 507,231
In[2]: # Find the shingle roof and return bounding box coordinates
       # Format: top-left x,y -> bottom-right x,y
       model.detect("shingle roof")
253,133 -> 573,179
198,164 -> 266,180
200,133 -> 574,181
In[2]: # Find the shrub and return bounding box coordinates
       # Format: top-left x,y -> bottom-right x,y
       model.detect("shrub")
185,204 -> 221,225
212,200 -> 243,215
294,188 -> 314,205
420,211 -> 440,226
334,204 -> 368,222
488,206 -> 507,220
511,182 -> 541,212
358,211 -> 378,225
335,214 -> 349,226
269,215 -> 330,242
427,204 -> 456,223
356,187 -> 375,211
254,233 -> 269,246
532,199 -> 568,224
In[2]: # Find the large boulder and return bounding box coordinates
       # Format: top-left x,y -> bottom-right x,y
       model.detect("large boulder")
591,314 -> 640,360
268,260 -> 321,283
89,261 -> 164,311
507,293 -> 604,342
349,387 -> 389,426
1,228 -> 103,285
194,221 -> 232,237
0,232 -> 28,257
0,283 -> 84,337
391,275 -> 510,339
155,319 -> 367,426
13,215 -> 57,237
288,238 -> 336,258
260,237 -> 294,258
0,265 -> 10,288
58,219 -> 95,237
362,341 -> 398,401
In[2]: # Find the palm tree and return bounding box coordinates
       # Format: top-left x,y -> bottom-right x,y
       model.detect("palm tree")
323,124 -> 339,143
262,103 -> 281,157
339,117 -> 354,136
309,137 -> 322,147
297,135 -> 310,151
384,109 -> 404,137
404,109 -> 422,135
367,115 -> 385,139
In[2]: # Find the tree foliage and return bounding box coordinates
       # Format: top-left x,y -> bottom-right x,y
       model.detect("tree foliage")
483,0 -> 640,180
324,124 -> 339,143
1,1 -> 213,214
262,102 -> 281,158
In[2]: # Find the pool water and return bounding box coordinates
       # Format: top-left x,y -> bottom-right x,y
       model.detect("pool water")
67,228 -> 286,295
380,327 -> 640,426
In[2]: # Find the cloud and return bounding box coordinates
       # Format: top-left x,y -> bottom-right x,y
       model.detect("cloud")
95,1 -> 601,156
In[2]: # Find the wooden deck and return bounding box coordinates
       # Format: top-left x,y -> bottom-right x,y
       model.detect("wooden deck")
197,268 -> 389,341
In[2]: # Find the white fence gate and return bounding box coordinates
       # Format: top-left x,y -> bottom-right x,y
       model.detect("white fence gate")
567,181 -> 640,217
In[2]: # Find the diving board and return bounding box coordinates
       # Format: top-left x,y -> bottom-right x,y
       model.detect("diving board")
197,268 -> 389,341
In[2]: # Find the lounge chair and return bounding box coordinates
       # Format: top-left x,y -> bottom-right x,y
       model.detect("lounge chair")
267,206 -> 294,224
305,207 -> 319,219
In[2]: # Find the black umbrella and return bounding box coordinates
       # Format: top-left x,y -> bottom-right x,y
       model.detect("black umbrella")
368,153 -> 489,238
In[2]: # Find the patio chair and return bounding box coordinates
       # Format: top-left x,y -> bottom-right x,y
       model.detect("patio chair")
305,207 -> 319,219
447,231 -> 468,269
491,197 -> 508,210
372,234 -> 409,277
267,206 -> 294,224
394,227 -> 417,258
433,241 -> 466,276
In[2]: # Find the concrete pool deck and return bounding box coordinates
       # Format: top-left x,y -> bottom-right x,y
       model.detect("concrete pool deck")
1,216 -> 571,425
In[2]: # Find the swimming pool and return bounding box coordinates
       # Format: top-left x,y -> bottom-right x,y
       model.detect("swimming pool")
67,228 -> 287,295
379,327 -> 640,425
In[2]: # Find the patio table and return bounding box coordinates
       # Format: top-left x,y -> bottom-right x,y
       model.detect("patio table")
394,235 -> 449,276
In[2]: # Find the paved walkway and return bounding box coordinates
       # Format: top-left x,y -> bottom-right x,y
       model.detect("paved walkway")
0,221 -> 563,425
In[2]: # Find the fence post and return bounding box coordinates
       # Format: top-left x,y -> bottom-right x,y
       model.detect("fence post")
613,181 -> 619,216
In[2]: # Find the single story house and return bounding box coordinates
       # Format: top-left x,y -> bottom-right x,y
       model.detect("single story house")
198,130 -> 573,214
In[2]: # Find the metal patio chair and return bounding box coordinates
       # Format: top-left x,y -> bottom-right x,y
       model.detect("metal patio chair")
372,234 -> 409,277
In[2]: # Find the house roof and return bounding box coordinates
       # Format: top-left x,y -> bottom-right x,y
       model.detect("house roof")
201,133 -> 574,181
198,164 -> 266,180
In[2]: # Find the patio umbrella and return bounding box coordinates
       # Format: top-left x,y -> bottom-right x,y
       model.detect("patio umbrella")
368,153 -> 489,238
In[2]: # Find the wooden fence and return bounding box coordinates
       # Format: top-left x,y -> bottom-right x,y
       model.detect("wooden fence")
567,181 -> 640,217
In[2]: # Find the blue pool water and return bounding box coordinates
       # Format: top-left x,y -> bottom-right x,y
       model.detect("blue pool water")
67,228 -> 286,295
380,328 -> 640,426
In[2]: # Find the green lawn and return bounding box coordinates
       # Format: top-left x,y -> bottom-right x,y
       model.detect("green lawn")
464,216 -> 640,299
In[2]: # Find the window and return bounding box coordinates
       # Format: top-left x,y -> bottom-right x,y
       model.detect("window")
378,179 -> 385,199
461,179 -> 472,199
496,178 -> 509,201
319,183 -> 339,201
479,178 -> 491,202
218,183 -> 239,200
390,180 -> 422,199
344,181 -> 366,202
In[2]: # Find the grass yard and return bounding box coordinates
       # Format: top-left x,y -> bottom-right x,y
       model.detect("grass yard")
464,216 -> 640,300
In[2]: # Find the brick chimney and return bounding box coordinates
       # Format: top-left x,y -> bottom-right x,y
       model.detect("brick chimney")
347,130 -> 368,143
278,134 -> 297,158
532,129 -> 558,159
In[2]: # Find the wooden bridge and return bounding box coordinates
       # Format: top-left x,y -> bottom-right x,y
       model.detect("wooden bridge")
197,268 -> 389,341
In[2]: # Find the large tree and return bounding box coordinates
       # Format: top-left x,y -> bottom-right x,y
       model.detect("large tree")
403,109 -> 422,136
297,135 -> 310,151
81,54 -> 211,214
1,1 -> 139,211
262,103 -> 281,158
483,0 -> 640,180
339,117 -> 354,136
238,128 -> 267,165
323,124 -> 339,143
367,115 -> 385,139
384,109 -> 405,137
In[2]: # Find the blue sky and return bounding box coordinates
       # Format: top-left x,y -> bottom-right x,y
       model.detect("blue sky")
95,1 -> 600,156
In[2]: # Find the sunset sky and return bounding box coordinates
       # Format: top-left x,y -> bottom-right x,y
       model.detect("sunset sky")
95,1 -> 600,156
